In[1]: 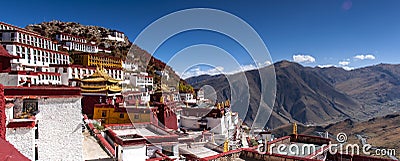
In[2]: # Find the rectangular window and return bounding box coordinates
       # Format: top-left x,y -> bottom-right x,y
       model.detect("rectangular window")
35,146 -> 38,161
10,33 -> 15,41
35,122 -> 39,139
162,146 -> 174,156
119,113 -> 124,118
134,114 -> 140,120
101,110 -> 107,117
14,99 -> 39,119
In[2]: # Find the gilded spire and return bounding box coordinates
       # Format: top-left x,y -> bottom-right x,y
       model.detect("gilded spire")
223,139 -> 229,152
160,96 -> 164,103
293,122 -> 298,135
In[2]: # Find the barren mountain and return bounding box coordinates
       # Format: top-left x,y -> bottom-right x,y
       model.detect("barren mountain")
314,63 -> 400,116
187,61 -> 371,128
271,113 -> 400,159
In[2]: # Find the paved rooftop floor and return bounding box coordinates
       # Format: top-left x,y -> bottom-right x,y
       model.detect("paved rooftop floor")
82,130 -> 111,160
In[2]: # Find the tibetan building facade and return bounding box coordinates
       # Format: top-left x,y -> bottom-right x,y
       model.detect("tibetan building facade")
0,22 -> 68,86
1,86 -> 83,161
51,32 -> 124,87
70,52 -> 123,69
80,67 -> 124,118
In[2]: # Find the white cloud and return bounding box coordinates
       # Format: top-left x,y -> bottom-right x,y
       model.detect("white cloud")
293,54 -> 316,63
354,54 -> 375,60
181,66 -> 225,79
231,61 -> 273,74
339,61 -> 350,66
342,66 -> 355,71
181,61 -> 273,79
317,64 -> 335,68
258,60 -> 272,67
317,64 -> 354,71
239,64 -> 257,71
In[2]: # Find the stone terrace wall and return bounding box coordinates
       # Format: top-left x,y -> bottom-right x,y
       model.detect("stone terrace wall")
37,97 -> 83,161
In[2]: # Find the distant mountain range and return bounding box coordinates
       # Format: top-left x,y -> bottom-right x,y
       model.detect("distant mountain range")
186,61 -> 400,128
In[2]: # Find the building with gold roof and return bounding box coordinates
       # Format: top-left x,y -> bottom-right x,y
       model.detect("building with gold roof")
80,67 -> 122,95
80,67 -> 124,118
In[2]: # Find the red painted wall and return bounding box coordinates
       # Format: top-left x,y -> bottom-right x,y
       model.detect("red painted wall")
0,57 -> 12,73
0,84 -> 5,139
154,104 -> 177,130
163,108 -> 177,130
81,96 -> 100,118
82,95 -> 123,118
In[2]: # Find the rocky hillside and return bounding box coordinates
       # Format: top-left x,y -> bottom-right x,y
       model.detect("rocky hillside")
186,61 -> 400,128
314,63 -> 400,115
26,21 -> 192,90
26,20 -> 130,58
271,113 -> 400,159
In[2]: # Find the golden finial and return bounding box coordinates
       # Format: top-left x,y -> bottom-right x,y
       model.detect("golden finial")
293,122 -> 298,135
223,139 -> 229,152
225,100 -> 230,107
160,96 -> 164,103
136,99 -> 139,108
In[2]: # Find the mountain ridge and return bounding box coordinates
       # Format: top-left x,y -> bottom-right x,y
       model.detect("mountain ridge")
186,60 -> 400,128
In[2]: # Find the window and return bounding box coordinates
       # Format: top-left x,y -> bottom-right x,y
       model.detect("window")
101,110 -> 107,117
14,99 -> 39,119
35,146 -> 38,161
10,33 -> 15,41
162,146 -> 174,156
119,113 -> 124,118
134,114 -> 140,120
35,122 -> 39,139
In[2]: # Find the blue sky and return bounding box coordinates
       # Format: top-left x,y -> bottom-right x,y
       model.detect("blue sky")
2,0 -> 400,78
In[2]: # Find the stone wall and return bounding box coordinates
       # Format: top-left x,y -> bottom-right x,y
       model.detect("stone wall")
37,97 -> 83,161
6,127 -> 35,160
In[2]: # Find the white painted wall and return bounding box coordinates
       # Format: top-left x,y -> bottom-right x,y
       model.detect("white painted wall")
207,117 -> 224,134
6,127 -> 35,160
120,145 -> 147,161
36,97 -> 83,161
180,116 -> 200,129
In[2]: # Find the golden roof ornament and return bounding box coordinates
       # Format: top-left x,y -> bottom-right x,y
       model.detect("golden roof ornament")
160,96 -> 164,103
293,122 -> 298,135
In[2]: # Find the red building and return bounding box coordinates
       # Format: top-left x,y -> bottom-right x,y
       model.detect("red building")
0,46 -> 18,73
151,102 -> 178,130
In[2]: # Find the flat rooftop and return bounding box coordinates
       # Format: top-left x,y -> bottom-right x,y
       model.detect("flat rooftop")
179,142 -> 222,159
108,123 -> 170,137
113,128 -> 159,137
105,123 -> 179,145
